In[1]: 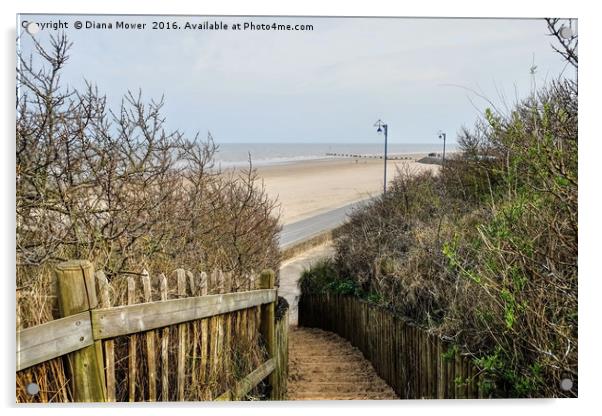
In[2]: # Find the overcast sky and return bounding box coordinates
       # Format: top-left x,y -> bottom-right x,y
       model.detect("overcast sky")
18,15 -> 573,144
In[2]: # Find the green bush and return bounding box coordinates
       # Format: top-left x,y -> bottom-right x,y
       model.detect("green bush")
299,258 -> 361,296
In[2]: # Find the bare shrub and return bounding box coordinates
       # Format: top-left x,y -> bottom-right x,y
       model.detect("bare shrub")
16,34 -> 280,401
17,32 -> 280,303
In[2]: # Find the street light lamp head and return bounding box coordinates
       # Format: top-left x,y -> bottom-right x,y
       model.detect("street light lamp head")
372,119 -> 388,194
374,119 -> 385,134
438,130 -> 447,165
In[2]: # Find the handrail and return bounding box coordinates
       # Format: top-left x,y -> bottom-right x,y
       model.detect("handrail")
16,312 -> 93,371
91,288 -> 276,340
16,289 -> 276,369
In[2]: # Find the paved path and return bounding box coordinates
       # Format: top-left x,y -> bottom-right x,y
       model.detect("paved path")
279,199 -> 369,249
278,199 -> 373,323
288,327 -> 398,400
278,243 -> 334,326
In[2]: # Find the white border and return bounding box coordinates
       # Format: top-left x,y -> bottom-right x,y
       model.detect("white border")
1,1 -> 599,415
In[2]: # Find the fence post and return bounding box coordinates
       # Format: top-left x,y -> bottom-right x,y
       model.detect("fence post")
259,269 -> 276,399
55,260 -> 107,402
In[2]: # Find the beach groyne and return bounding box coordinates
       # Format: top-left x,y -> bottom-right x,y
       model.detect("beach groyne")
326,152 -> 414,160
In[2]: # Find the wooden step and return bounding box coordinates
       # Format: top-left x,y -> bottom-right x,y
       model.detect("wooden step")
289,392 -> 398,401
287,327 -> 398,401
289,382 -> 393,394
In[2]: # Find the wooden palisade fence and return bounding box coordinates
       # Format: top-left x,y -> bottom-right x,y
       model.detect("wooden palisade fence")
299,294 -> 486,399
16,260 -> 288,402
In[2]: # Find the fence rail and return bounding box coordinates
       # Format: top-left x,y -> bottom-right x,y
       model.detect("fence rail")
17,290 -> 276,370
17,312 -> 93,372
16,260 -> 287,402
299,294 -> 485,399
91,289 -> 276,340
216,358 -> 275,401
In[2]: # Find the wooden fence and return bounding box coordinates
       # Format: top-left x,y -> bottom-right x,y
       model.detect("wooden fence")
299,294 -> 486,399
16,260 -> 288,402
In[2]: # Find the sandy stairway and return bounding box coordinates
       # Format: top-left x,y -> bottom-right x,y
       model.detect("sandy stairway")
287,327 -> 398,400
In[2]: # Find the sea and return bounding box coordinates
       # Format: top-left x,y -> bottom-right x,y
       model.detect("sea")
212,143 -> 455,168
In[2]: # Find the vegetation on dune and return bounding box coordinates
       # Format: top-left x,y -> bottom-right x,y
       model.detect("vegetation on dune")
301,23 -> 577,397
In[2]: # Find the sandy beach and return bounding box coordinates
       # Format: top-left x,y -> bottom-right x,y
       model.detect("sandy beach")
255,154 -> 439,224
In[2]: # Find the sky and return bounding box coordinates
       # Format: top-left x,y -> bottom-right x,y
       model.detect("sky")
17,15 -> 574,144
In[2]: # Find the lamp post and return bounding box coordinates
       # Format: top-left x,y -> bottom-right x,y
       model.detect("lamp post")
438,131 -> 446,166
374,119 -> 388,194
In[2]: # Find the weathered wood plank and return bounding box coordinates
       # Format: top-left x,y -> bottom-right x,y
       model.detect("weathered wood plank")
210,269 -> 220,294
208,313 -> 219,399
55,260 -> 107,402
214,358 -> 276,401
199,272 -> 209,398
223,272 -> 233,379
189,271 -> 203,397
141,270 -> 157,401
176,269 -> 187,401
259,270 -> 276,399
448,344 -> 455,398
437,340 -> 445,399
96,270 -> 115,402
215,271 -> 225,382
16,312 -> 93,371
187,270 -> 197,296
191,307 -> 199,390
273,310 -> 289,400
92,289 -> 276,339
159,273 -> 170,401
127,276 -> 137,402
